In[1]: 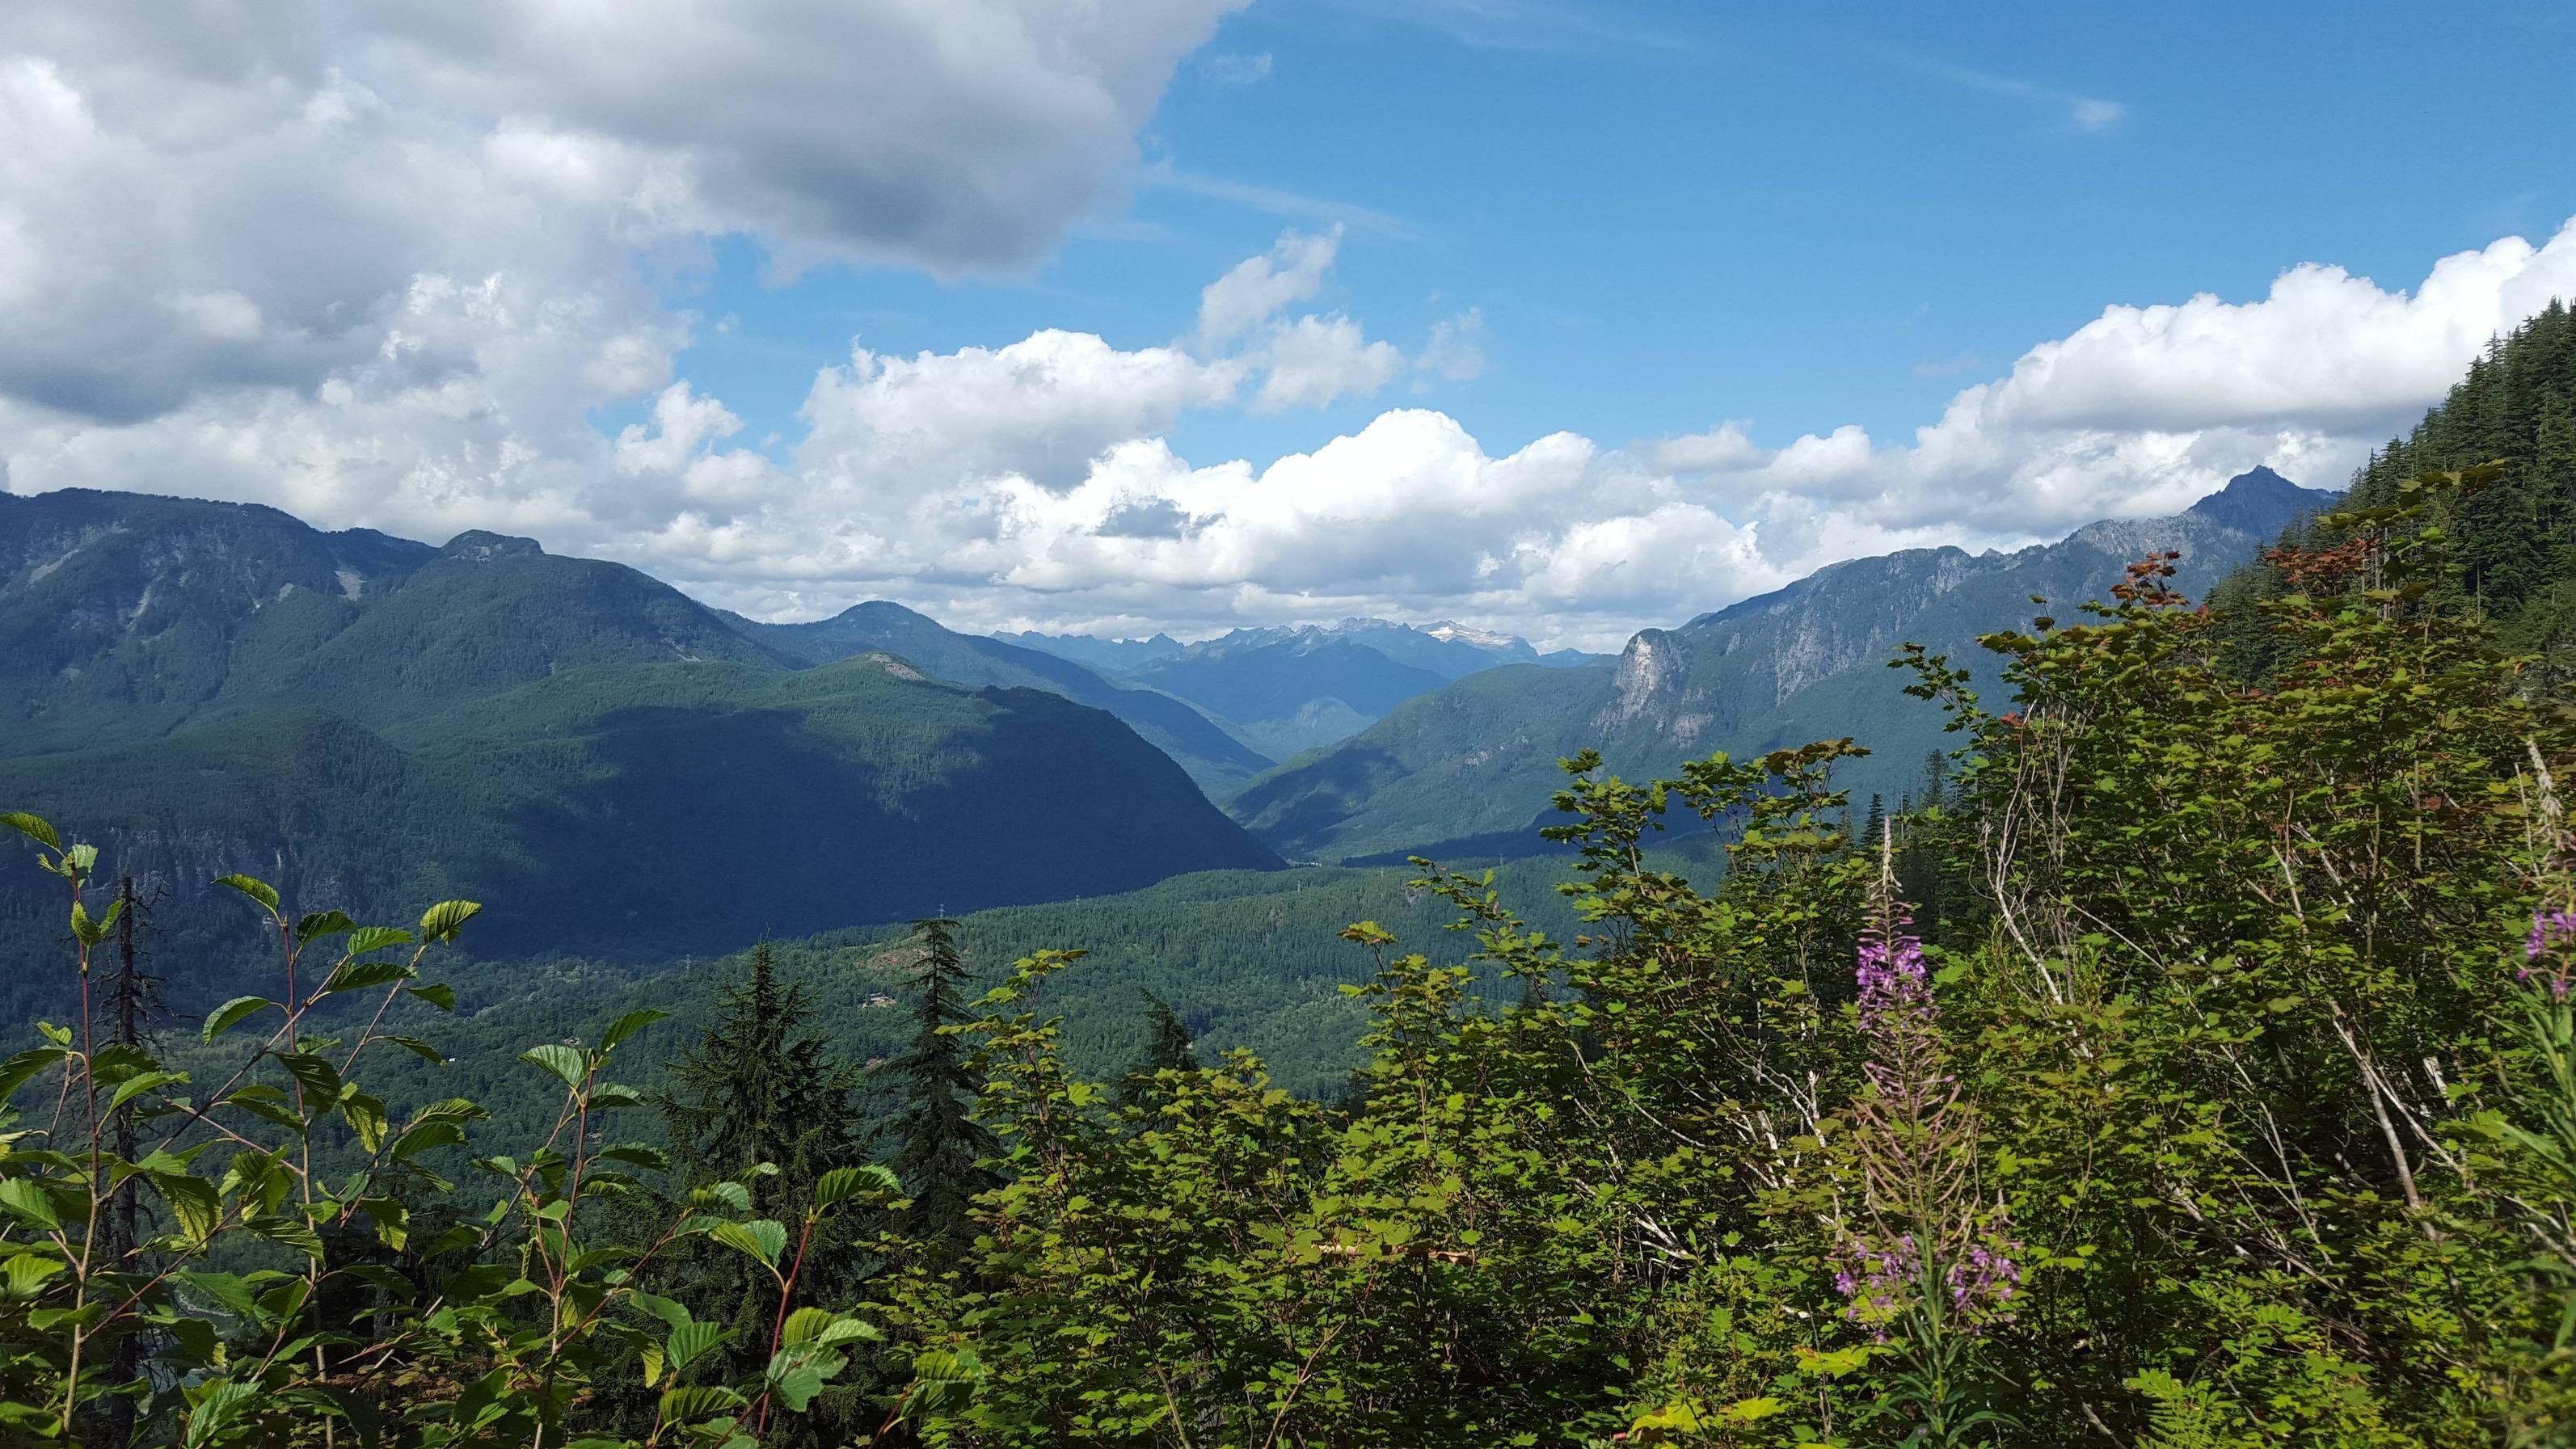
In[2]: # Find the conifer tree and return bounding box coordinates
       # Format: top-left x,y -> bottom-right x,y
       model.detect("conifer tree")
661,941 -> 864,1203
886,918 -> 997,1241
1114,991 -> 1198,1112
652,939 -> 867,1419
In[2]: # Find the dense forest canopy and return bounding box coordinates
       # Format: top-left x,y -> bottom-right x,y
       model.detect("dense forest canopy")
14,307 -> 2576,1445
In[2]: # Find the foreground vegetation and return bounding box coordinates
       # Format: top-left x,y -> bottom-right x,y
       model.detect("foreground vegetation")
17,451 -> 2576,1444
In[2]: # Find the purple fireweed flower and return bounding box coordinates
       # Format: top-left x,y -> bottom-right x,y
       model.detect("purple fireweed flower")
1837,882 -> 2025,1334
2525,908 -> 2576,996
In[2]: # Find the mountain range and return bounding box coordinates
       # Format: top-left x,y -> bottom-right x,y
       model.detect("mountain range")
0,465 -> 2332,1016
1227,466 -> 2335,863
1008,618 -> 1605,758
0,491 -> 1275,1010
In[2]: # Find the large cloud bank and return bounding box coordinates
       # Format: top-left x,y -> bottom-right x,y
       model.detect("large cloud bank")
2,3 -> 2573,648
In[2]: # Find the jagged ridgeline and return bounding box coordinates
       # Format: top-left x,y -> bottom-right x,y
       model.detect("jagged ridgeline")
1229,465 -> 2337,865
2212,299 -> 2576,678
0,493 -> 1277,1017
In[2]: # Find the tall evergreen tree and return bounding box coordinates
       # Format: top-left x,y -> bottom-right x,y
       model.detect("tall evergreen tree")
1114,991 -> 1199,1112
660,941 -> 865,1201
886,919 -> 998,1241
650,939 -> 868,1438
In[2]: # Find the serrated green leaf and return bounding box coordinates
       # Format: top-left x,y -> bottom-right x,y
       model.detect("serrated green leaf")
691,1182 -> 753,1214
815,1316 -> 881,1348
656,1385 -> 748,1425
247,1213 -> 325,1259
214,874 -> 280,913
780,1307 -> 837,1347
70,895 -> 121,949
322,958 -> 415,995
592,1144 -> 670,1173
342,1093 -> 390,1154
600,1009 -> 668,1051
0,1179 -> 61,1231
666,1319 -> 723,1371
185,1379 -> 260,1447
0,1047 -> 71,1098
520,1043 -> 588,1090
814,1164 -> 900,1210
709,1219 -> 786,1267
346,925 -> 414,957
407,983 -> 457,1012
203,996 -> 279,1043
107,1069 -> 187,1114
3,1251 -> 66,1298
765,1359 -> 830,1413
293,910 -> 356,946
381,1034 -> 447,1064
0,811 -> 60,852
390,1121 -> 467,1162
274,1051 -> 342,1104
419,899 -> 482,944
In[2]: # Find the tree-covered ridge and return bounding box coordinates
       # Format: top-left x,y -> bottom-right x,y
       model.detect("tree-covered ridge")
0,654 -> 1279,1027
2216,300 -> 2576,678
1231,468 -> 2329,866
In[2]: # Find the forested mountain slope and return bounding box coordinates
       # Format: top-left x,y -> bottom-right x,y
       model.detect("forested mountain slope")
0,493 -> 1282,1017
2216,299 -> 2576,677
1233,467 -> 2333,862
722,600 -> 1271,790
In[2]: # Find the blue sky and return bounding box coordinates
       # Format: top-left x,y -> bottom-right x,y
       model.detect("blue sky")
5,1 -> 2574,643
668,1 -> 2576,473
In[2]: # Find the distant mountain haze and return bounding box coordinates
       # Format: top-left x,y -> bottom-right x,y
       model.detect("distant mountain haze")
1009,617 -> 1608,760
723,600 -> 1272,791
1231,467 -> 2337,864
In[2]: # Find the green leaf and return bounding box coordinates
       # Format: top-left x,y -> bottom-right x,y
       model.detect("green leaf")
202,996 -> 279,1043
342,1093 -> 390,1154
407,983 -> 457,1012
709,1219 -> 786,1267
520,1043 -> 588,1090
247,1213 -> 326,1259
177,1271 -> 261,1320
780,1307 -> 838,1347
3,1250 -> 66,1297
691,1182 -> 753,1214
902,1349 -> 984,1420
656,1386 -> 748,1426
813,1316 -> 880,1349
600,1009 -> 669,1051
107,1069 -> 188,1114
765,1358 -> 831,1413
185,1379 -> 261,1447
381,1034 -> 448,1064
214,874 -> 280,914
321,958 -> 415,995
592,1144 -> 671,1173
70,895 -> 121,949
346,925 -> 414,956
0,811 -> 61,852
294,909 -> 356,946
0,1047 -> 71,1098
0,1178 -> 61,1231
153,1173 -> 221,1245
813,1163 -> 900,1210
275,1051 -> 343,1103
666,1319 -> 723,1371
626,1291 -> 691,1329
419,899 -> 482,944
390,1121 -> 468,1162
